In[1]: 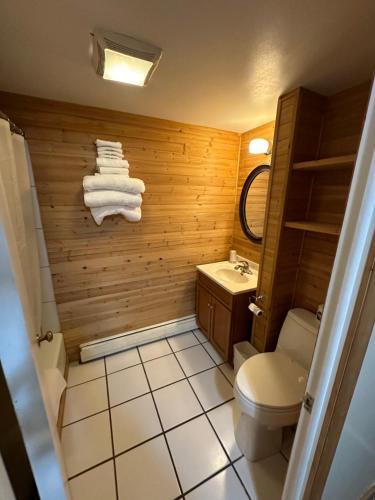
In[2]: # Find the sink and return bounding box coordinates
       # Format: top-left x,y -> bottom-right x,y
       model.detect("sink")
197,260 -> 258,295
215,268 -> 249,284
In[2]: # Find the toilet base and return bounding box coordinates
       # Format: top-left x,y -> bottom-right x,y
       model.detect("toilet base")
235,412 -> 282,462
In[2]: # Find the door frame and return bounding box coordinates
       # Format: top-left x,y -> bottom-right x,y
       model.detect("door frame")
282,79 -> 375,499
305,234 -> 374,498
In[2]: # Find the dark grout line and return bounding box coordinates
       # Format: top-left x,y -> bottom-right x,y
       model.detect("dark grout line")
176,462 -> 233,498
217,364 -> 235,387
104,357 -> 119,500
280,450 -> 290,463
63,370 -> 234,429
165,337 -> 251,499
67,457 -> 114,482
67,373 -> 107,389
62,408 -> 109,428
136,346 -> 185,499
66,331 -> 246,498
200,341 -> 224,366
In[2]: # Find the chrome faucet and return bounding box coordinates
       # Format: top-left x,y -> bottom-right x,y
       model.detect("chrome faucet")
234,260 -> 253,275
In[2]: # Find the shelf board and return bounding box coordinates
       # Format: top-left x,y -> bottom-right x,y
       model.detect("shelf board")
284,221 -> 341,236
293,154 -> 356,172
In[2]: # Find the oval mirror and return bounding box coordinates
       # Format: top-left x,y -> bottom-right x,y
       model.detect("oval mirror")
239,164 -> 271,243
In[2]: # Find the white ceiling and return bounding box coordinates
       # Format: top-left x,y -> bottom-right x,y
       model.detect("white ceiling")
0,0 -> 374,132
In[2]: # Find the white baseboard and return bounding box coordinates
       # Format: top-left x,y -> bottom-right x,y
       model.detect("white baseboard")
79,315 -> 198,363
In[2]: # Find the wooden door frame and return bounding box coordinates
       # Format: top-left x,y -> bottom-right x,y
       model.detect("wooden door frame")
304,233 -> 375,499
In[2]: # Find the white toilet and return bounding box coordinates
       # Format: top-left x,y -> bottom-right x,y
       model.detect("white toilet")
234,308 -> 318,461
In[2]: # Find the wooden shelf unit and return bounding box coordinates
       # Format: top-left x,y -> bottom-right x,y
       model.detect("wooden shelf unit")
293,154 -> 356,172
251,82 -> 371,353
284,221 -> 341,236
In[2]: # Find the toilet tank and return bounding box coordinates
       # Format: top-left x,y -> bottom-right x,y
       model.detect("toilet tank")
276,308 -> 319,370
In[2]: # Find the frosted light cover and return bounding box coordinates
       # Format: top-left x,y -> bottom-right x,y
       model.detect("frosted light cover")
103,49 -> 153,86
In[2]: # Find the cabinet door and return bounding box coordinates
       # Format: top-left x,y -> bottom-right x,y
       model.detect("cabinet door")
196,284 -> 211,340
211,297 -> 231,359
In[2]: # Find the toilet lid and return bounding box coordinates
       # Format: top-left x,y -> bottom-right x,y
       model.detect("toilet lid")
236,352 -> 308,410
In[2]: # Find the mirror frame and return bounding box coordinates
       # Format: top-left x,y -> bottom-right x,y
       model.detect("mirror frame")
239,164 -> 271,244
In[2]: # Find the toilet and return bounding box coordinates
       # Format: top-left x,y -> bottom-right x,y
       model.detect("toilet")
234,308 -> 319,461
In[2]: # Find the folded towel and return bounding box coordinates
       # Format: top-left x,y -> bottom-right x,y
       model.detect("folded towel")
98,152 -> 124,159
97,145 -> 123,152
83,175 -> 145,194
84,190 -> 142,208
96,158 -> 129,168
95,139 -> 122,148
97,166 -> 129,175
91,206 -> 141,225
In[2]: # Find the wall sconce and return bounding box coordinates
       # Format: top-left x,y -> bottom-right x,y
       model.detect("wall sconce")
248,138 -> 271,156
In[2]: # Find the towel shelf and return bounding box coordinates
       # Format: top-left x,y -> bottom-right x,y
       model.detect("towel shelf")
292,154 -> 356,172
284,221 -> 341,236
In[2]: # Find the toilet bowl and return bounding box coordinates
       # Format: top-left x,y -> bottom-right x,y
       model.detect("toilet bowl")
234,308 -> 318,461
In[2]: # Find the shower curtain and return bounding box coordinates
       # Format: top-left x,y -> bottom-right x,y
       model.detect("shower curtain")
0,118 -> 41,335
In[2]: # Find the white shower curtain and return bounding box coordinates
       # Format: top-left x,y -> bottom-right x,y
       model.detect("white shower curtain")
0,118 -> 41,335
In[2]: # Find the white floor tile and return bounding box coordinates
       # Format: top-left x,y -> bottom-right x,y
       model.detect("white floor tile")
63,378 -> 108,425
67,359 -> 105,387
107,364 -> 149,407
144,354 -> 184,390
219,363 -> 235,385
168,332 -> 199,352
69,461 -> 116,500
175,345 -> 215,376
105,348 -> 141,374
203,342 -> 224,364
189,367 -> 233,411
234,454 -> 288,500
166,415 -> 229,492
207,400 -> 242,460
139,339 -> 172,361
186,466 -> 248,500
62,412 -> 112,477
116,436 -> 180,500
193,328 -> 208,343
153,380 -> 202,430
111,393 -> 162,454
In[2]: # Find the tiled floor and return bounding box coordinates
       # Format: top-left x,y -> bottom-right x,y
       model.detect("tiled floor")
62,329 -> 288,499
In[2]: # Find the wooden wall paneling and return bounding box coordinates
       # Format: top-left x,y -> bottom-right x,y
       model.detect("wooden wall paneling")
0,91 -> 240,360
251,90 -> 301,352
232,121 -> 274,263
318,82 -> 371,158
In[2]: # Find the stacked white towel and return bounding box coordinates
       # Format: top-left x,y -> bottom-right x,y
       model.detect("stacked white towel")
83,139 -> 145,225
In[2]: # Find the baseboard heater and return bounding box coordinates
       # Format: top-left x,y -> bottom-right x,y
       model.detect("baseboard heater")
79,315 -> 198,363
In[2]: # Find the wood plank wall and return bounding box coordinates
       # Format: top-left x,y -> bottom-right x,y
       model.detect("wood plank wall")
0,92 -> 240,360
232,122 -> 275,262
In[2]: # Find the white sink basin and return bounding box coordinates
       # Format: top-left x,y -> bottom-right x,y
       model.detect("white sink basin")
197,260 -> 258,295
215,268 -> 249,284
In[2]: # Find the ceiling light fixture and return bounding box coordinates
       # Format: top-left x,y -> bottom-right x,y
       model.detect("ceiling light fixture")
92,28 -> 162,87
248,138 -> 271,155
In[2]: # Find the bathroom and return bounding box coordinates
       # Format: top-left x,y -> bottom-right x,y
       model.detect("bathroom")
0,1 -> 374,499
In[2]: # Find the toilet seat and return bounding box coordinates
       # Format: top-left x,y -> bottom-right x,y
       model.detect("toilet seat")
234,352 -> 308,427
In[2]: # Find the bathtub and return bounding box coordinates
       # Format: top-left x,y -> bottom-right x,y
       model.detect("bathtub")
38,332 -> 67,378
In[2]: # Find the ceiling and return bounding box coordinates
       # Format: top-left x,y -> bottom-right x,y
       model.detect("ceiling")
0,0 -> 374,132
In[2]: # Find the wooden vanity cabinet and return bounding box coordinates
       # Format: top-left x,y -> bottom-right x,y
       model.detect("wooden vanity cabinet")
196,271 -> 254,364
